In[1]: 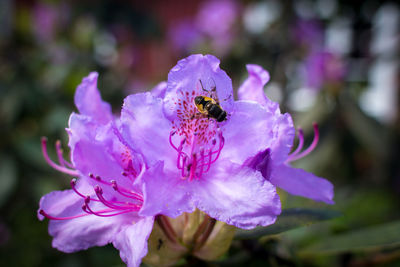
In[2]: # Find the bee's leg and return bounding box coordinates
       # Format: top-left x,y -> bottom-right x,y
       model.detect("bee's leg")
222,94 -> 232,102
199,80 -> 208,93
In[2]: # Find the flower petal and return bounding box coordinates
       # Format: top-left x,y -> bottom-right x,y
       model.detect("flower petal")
151,81 -> 167,98
121,92 -> 176,169
164,54 -> 234,119
39,188 -> 137,253
139,161 -> 195,218
74,72 -> 113,124
270,164 -> 334,204
237,64 -> 279,114
113,216 -> 155,267
269,113 -> 296,164
220,100 -> 275,164
68,115 -> 123,175
68,114 -> 141,196
193,160 -> 281,229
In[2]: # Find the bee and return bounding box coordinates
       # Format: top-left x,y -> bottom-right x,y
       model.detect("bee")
194,80 -> 228,122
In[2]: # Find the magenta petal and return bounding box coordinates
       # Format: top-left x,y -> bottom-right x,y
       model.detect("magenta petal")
150,81 -> 167,98
238,64 -> 279,113
74,72 -> 113,124
270,164 -> 334,204
113,216 -> 155,267
68,114 -> 123,179
139,162 -> 195,218
220,100 -> 275,164
269,113 -> 296,164
121,93 -> 176,169
164,54 -> 234,119
193,160 -> 281,229
39,189 -> 137,253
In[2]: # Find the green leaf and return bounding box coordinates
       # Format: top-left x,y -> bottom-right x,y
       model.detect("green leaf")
300,220 -> 400,255
235,208 -> 341,240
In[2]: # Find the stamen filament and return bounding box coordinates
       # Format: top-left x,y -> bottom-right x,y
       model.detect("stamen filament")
111,180 -> 143,202
289,128 -> 304,158
188,154 -> 197,181
83,203 -> 138,217
89,174 -> 143,201
39,209 -> 91,220
41,137 -> 79,176
70,179 -> 99,202
287,123 -> 319,162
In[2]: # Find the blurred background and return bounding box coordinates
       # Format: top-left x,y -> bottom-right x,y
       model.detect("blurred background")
0,0 -> 399,266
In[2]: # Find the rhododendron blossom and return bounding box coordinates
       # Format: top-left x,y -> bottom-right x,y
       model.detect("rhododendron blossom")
38,73 -> 155,267
238,64 -> 334,204
121,54 -> 282,229
39,54 -> 334,267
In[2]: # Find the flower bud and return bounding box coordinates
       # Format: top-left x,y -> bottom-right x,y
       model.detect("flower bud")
143,210 -> 235,266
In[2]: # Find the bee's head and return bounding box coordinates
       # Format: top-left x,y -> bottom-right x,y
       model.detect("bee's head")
194,96 -> 203,105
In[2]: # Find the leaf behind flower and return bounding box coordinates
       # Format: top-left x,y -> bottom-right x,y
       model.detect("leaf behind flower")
235,208 -> 341,239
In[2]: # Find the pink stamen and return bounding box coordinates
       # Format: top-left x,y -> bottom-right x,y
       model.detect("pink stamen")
94,186 -> 130,210
181,156 -> 187,177
39,209 -> 91,220
204,149 -> 213,172
169,131 -> 179,151
208,131 -> 224,165
55,140 -> 65,167
188,154 -> 197,181
197,149 -> 205,179
111,180 -> 143,202
70,179 -> 99,202
89,174 -> 143,201
55,140 -> 74,168
82,203 -> 138,217
287,123 -> 319,162
176,138 -> 187,169
289,128 -> 304,158
41,137 -> 79,176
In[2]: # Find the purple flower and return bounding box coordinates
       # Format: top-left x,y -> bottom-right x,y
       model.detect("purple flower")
32,3 -> 58,42
196,0 -> 238,37
120,54 -> 281,230
168,0 -> 239,54
195,0 -> 239,51
168,19 -> 202,52
303,50 -> 346,89
38,73 -> 154,267
238,65 -> 334,204
292,19 -> 324,49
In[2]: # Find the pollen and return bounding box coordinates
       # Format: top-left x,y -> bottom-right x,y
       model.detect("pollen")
169,88 -> 224,181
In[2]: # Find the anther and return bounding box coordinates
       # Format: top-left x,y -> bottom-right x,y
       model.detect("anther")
111,180 -> 118,190
94,185 -> 103,194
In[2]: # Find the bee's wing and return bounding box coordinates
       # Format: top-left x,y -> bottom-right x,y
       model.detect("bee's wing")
196,79 -> 203,93
205,77 -> 219,102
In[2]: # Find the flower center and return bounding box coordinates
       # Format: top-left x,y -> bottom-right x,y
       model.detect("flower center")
169,89 -> 225,181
